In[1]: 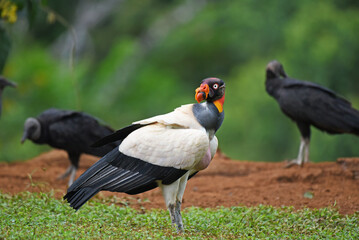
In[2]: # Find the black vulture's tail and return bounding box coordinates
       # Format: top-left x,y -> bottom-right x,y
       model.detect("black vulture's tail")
340,104 -> 359,136
314,97 -> 359,136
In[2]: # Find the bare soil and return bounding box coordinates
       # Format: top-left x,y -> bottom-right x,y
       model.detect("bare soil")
1,150 -> 358,214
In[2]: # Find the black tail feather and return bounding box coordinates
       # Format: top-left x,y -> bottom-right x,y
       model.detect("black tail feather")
64,187 -> 100,210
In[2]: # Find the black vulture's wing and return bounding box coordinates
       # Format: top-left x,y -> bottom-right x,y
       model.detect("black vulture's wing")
47,112 -> 117,156
283,78 -> 351,106
278,82 -> 359,134
38,108 -> 78,122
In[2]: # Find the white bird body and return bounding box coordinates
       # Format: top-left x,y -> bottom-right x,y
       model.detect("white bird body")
119,124 -> 209,169
122,104 -> 216,170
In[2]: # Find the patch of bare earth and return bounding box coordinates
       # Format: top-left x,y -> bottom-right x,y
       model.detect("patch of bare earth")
0,150 -> 358,214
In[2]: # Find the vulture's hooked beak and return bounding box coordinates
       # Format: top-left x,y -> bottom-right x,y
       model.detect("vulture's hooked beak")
280,68 -> 288,78
1,78 -> 17,88
195,83 -> 210,103
21,131 -> 28,144
7,81 -> 17,88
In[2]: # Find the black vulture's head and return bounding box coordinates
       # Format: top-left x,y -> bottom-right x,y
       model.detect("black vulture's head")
0,76 -> 17,91
266,60 -> 287,79
195,77 -> 225,103
21,118 -> 41,143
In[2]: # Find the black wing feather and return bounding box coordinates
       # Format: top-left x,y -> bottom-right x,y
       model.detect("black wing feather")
42,109 -> 118,156
64,147 -> 187,210
283,78 -> 351,106
278,83 -> 359,135
125,182 -> 158,195
188,171 -> 199,180
91,124 -> 151,147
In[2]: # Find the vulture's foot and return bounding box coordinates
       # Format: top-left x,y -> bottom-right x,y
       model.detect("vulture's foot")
284,159 -> 304,168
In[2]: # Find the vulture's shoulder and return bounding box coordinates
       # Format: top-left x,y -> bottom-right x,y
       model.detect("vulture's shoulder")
282,78 -> 351,106
37,108 -> 80,123
134,104 -> 203,130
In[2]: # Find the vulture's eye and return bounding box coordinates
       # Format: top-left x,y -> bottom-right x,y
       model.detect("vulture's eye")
213,83 -> 219,90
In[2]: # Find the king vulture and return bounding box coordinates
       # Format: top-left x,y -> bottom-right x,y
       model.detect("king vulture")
266,60 -> 359,167
21,108 -> 119,186
0,76 -> 16,117
64,78 -> 225,232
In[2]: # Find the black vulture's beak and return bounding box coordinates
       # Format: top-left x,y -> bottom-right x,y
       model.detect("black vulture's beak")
21,131 -> 28,144
7,81 -> 17,88
1,78 -> 17,88
280,69 -> 288,78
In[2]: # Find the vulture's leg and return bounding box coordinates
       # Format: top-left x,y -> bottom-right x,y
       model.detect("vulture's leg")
57,165 -> 77,186
285,138 -> 306,168
286,123 -> 311,168
174,172 -> 190,233
67,166 -> 77,187
57,165 -> 73,180
175,200 -> 182,230
59,152 -> 80,186
161,180 -> 181,231
303,138 -> 310,163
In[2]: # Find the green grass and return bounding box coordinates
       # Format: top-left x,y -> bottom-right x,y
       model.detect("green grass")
0,192 -> 358,239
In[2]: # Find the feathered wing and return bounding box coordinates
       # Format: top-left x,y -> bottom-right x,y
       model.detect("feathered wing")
64,105 -> 210,210
91,124 -> 148,148
64,146 -> 189,209
133,104 -> 204,130
38,108 -> 78,122
47,112 -> 117,156
119,124 -> 209,169
91,104 -> 203,148
278,85 -> 359,134
283,78 -> 351,106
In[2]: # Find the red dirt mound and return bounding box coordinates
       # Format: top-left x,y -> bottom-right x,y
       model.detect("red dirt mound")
0,150 -> 358,214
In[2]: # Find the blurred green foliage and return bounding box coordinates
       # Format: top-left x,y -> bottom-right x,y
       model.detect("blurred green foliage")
1,0 -> 359,162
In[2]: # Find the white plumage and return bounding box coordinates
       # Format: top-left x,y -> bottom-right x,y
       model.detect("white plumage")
119,124 -> 209,169
121,104 -> 212,169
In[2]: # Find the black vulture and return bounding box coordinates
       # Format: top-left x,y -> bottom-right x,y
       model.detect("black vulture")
21,108 -> 119,186
0,76 -> 17,117
64,78 -> 225,232
266,60 -> 359,167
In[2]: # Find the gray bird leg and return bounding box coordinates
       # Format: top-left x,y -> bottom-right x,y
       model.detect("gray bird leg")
175,200 -> 183,232
168,203 -> 177,226
66,153 -> 80,186
173,173 -> 189,233
285,137 -> 309,168
57,165 -> 73,180
160,180 -> 183,232
303,138 -> 310,163
57,165 -> 77,186
68,166 -> 77,187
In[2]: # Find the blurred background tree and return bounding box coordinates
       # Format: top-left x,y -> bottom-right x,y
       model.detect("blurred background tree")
0,0 -> 359,162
